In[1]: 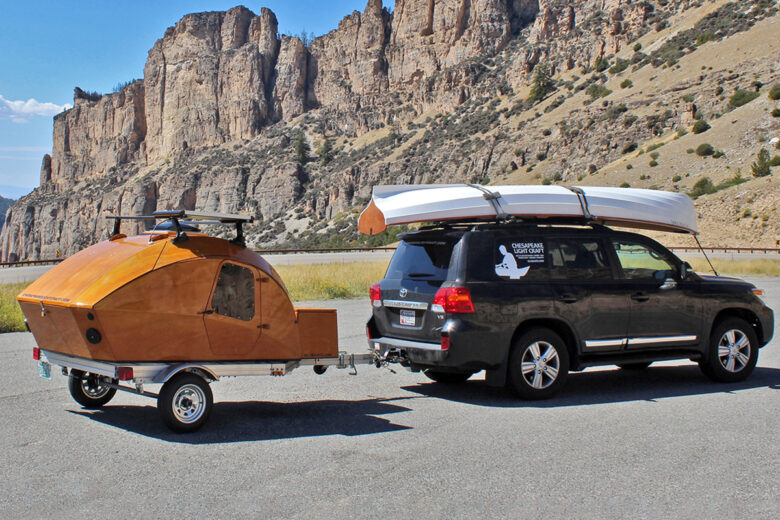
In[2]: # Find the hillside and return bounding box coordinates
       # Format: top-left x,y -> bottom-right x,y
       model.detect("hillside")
1,0 -> 779,260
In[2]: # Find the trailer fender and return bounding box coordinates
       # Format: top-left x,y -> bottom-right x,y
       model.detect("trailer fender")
156,364 -> 219,384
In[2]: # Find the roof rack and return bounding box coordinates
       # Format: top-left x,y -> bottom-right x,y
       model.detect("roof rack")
106,210 -> 255,247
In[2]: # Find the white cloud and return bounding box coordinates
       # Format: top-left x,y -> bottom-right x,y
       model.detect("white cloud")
0,94 -> 71,123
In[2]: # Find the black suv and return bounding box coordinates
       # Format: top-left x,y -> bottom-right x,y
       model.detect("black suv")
366,223 -> 774,398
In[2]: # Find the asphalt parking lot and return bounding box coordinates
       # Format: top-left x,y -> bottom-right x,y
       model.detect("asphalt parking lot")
1,278 -> 778,519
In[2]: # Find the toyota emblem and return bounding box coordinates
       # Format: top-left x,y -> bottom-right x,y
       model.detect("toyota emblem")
399,287 -> 408,298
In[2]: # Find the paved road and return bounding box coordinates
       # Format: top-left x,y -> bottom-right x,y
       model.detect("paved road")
1,280 -> 778,519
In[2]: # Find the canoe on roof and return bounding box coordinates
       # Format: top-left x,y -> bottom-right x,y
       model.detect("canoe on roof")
357,184 -> 698,235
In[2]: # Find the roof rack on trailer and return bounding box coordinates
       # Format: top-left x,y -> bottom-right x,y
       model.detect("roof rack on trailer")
105,210 -> 255,247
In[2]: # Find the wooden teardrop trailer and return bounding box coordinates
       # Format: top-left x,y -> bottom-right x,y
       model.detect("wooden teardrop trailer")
21,210 -> 375,432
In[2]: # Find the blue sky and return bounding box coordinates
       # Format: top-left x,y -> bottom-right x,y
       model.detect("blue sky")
0,1 -> 394,199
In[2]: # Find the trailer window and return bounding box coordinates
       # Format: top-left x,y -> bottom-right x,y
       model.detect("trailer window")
211,263 -> 255,321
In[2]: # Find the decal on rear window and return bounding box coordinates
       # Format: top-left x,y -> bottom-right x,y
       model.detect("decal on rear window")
495,242 -> 545,279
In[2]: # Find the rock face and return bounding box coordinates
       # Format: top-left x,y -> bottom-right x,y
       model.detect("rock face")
5,0 -> 762,259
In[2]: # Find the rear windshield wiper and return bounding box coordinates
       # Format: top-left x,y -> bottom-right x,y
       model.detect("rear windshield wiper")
406,272 -> 436,278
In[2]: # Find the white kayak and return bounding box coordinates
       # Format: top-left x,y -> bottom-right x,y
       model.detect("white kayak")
358,184 -> 698,235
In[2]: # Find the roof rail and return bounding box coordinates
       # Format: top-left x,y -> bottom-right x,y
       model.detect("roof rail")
105,210 -> 254,247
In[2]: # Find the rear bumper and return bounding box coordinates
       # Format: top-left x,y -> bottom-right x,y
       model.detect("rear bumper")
367,336 -> 448,363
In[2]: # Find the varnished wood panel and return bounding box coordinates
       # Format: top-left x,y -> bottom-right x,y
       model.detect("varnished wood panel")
295,308 -> 339,358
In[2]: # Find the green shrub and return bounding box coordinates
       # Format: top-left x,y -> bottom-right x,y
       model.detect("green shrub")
620,182 -> 631,188
752,148 -> 772,177
650,151 -> 660,160
729,89 -> 760,108
594,56 -> 610,72
620,79 -> 633,89
686,148 -> 695,154
713,150 -> 725,159
622,142 -> 638,154
769,156 -> 780,167
689,177 -> 715,198
587,84 -> 612,99
681,94 -> 695,103
769,84 -> 780,101
633,43 -> 642,52
675,128 -> 688,139
646,143 -> 665,153
527,64 -> 556,104
696,143 -> 714,156
692,120 -> 711,134
715,86 -> 724,96
672,175 -> 682,182
695,31 -> 714,45
609,58 -> 630,75
771,108 -> 780,118
626,164 -> 634,170
649,160 -> 658,167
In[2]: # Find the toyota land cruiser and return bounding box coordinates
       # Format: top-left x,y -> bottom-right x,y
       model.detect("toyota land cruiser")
366,223 -> 774,399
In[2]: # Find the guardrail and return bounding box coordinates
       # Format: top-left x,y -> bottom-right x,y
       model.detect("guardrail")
1,245 -> 777,269
669,247 -> 780,254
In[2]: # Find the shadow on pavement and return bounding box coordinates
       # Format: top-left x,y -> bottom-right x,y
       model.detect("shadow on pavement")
69,396 -> 415,444
402,365 -> 780,408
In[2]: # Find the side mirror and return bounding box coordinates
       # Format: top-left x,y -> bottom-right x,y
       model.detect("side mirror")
680,262 -> 692,279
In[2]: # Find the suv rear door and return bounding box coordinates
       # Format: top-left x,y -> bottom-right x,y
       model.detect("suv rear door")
546,235 -> 631,353
373,233 -> 460,342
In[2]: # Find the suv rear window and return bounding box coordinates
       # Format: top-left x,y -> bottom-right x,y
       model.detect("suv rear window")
384,240 -> 454,281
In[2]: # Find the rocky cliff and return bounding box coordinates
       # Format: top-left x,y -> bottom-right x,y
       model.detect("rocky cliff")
2,0 -> 779,260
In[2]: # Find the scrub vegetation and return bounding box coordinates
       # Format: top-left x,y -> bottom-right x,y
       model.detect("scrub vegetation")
0,283 -> 26,333
274,261 -> 388,302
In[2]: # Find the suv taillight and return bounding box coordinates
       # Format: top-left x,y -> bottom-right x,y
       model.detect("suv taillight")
432,287 -> 475,313
369,283 -> 381,307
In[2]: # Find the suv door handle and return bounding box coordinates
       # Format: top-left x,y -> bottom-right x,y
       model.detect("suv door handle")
557,294 -> 579,304
631,292 -> 650,302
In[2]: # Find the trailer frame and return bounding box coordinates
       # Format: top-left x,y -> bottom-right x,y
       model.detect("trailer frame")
36,348 -> 379,432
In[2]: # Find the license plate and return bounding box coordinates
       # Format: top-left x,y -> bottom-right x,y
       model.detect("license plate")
399,309 -> 416,326
38,361 -> 51,380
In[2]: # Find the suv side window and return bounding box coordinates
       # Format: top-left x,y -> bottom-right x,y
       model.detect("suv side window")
547,238 -> 612,280
611,238 -> 676,280
211,263 -> 256,321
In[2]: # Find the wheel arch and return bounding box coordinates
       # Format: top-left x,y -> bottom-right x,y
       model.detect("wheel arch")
159,364 -> 218,384
710,308 -> 765,347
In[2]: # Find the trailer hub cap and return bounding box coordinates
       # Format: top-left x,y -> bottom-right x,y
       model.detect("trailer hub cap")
172,384 -> 207,423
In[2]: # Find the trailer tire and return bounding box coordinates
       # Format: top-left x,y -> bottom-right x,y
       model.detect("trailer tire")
313,365 -> 328,375
68,370 -> 117,409
158,373 -> 213,433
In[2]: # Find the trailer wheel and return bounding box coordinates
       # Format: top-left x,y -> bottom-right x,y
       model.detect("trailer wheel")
68,370 -> 117,409
313,365 -> 328,375
158,373 -> 213,433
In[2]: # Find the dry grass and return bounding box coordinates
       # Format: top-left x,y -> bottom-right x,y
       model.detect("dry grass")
688,258 -> 780,277
0,283 -> 27,333
275,261 -> 388,302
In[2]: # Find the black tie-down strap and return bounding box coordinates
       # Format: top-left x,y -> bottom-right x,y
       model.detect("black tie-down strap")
565,186 -> 593,221
467,184 -> 507,220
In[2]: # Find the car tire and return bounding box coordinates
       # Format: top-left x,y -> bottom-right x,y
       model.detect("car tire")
68,369 -> 117,409
508,328 -> 569,400
617,362 -> 652,370
423,370 -> 474,384
158,373 -> 213,433
699,317 -> 759,383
